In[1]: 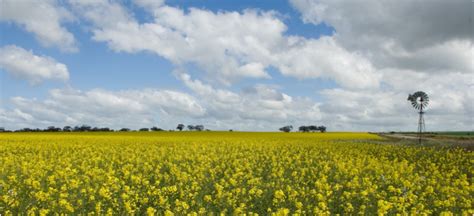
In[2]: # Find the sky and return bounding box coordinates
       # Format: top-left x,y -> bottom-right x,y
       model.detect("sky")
0,0 -> 472,131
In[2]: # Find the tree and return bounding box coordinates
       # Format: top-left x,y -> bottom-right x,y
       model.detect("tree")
177,124 -> 185,131
45,126 -> 61,132
279,125 -> 293,132
195,125 -> 204,131
101,127 -> 112,132
299,125 -> 327,133
74,125 -> 92,132
298,126 -> 310,132
139,128 -> 149,132
187,125 -> 195,131
318,126 -> 327,133
63,126 -> 72,132
308,125 -> 318,132
150,126 -> 163,131
119,128 -> 130,132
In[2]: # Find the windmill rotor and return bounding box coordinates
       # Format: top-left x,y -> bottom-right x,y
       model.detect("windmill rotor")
407,91 -> 429,111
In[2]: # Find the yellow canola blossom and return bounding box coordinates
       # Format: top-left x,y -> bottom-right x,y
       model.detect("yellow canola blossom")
0,131 -> 472,215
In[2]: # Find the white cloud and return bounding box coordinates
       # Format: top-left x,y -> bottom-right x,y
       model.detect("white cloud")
288,0 -> 473,131
318,70 -> 474,131
0,0 -> 77,52
178,73 -> 323,129
1,1 -> 471,131
2,71 -> 470,131
0,45 -> 70,84
69,1 -> 380,88
133,0 -> 165,12
0,77 -> 325,131
0,88 -> 205,129
274,36 -> 380,88
290,0 -> 473,73
380,40 -> 473,73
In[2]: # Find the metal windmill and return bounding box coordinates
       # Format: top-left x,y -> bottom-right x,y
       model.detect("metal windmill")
407,91 -> 429,144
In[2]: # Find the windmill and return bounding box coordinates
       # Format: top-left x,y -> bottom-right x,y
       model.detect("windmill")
407,91 -> 429,144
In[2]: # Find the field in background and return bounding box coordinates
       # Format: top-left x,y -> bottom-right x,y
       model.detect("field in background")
432,131 -> 473,137
389,131 -> 474,137
0,132 -> 472,215
380,131 -> 474,150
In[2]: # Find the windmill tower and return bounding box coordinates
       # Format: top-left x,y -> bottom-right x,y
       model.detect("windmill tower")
407,91 -> 429,144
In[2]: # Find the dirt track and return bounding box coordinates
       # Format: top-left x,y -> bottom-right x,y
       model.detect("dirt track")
378,133 -> 474,150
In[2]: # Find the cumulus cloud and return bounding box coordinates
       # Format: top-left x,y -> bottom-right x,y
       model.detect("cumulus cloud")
290,0 -> 472,48
290,0 -> 473,73
7,71 -> 469,131
133,0 -> 165,12
319,89 -> 473,132
178,73 -> 323,129
0,0 -> 77,52
274,36 -> 380,88
0,88 -> 205,129
0,76 -> 324,131
1,1 -> 471,131
317,69 -> 474,131
0,45 -> 70,84
287,0 -> 473,131
69,1 -> 379,88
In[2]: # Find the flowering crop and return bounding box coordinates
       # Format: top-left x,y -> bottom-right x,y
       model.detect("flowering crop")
0,132 -> 472,215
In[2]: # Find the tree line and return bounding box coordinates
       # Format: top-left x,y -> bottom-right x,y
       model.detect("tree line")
279,125 -> 327,133
0,124 -> 326,133
0,124 -> 208,133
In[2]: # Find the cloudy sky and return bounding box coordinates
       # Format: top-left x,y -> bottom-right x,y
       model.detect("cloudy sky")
0,0 -> 472,131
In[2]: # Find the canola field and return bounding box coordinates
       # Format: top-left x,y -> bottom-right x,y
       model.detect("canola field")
0,132 -> 472,215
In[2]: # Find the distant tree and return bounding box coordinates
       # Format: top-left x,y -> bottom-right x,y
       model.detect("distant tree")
45,126 -> 61,132
307,125 -> 318,132
92,127 -> 108,132
229,129 -> 233,132
103,127 -> 112,132
63,126 -> 72,132
83,125 -> 92,131
318,126 -> 327,133
187,125 -> 195,131
0,127 -> 5,132
195,125 -> 204,131
19,128 -> 32,132
150,126 -> 164,131
119,128 -> 130,132
299,125 -> 327,133
279,125 -> 293,132
177,124 -> 185,131
139,128 -> 149,132
74,125 -> 92,132
298,126 -> 310,132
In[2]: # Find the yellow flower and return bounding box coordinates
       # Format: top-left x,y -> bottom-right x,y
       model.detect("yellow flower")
146,207 -> 156,216
274,190 -> 285,199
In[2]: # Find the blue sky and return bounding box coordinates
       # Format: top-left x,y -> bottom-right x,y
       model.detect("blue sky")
0,0 -> 472,131
0,0 -> 334,100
